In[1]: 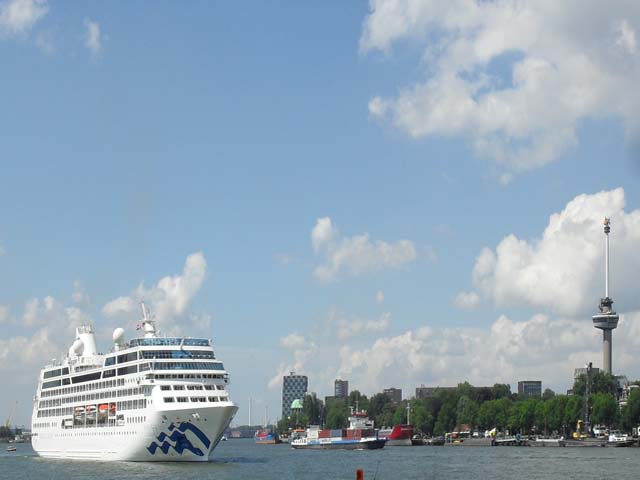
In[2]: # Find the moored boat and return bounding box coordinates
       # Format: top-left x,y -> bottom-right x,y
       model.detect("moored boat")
255,429 -> 282,444
607,431 -> 634,447
378,424 -> 414,446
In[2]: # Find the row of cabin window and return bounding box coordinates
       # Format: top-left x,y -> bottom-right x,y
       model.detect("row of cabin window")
153,373 -> 225,380
41,378 -> 127,398
42,361 -> 223,390
163,396 -> 225,403
43,367 -> 70,379
159,384 -> 225,391
129,338 -> 210,347
104,349 -> 215,366
39,387 -> 145,408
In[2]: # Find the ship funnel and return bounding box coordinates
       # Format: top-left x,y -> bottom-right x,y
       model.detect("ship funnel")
68,338 -> 84,357
75,325 -> 98,357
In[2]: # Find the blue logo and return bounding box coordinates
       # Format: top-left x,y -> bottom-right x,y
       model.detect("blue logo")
147,422 -> 211,457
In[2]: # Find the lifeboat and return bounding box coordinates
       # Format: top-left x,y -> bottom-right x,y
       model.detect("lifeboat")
109,403 -> 116,415
74,406 -> 85,418
99,404 -> 109,414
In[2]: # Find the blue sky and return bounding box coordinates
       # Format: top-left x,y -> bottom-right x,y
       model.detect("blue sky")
2,0 -> 640,426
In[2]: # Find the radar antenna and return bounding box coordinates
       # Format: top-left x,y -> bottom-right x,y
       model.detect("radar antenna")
139,300 -> 157,338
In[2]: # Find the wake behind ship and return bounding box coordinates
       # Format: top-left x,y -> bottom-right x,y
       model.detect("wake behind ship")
31,303 -> 238,461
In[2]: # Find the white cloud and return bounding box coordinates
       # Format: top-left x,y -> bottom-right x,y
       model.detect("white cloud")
376,290 -> 385,304
361,1 -> 640,174
84,18 -> 100,55
469,188 -> 640,316
102,252 -> 208,331
273,307 -> 640,397
336,312 -> 391,341
275,253 -> 295,266
311,217 -> 417,282
72,280 -> 90,305
616,19 -> 637,54
280,333 -> 307,350
453,290 -> 480,310
268,334 -> 316,390
0,0 -> 48,37
0,305 -> 10,324
34,28 -> 53,54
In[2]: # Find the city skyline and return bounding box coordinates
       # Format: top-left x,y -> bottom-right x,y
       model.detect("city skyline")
2,1 -> 640,427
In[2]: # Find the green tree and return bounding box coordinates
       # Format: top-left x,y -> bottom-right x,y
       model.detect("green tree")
591,393 -> 619,428
491,384 -> 512,400
410,399 -> 434,435
456,395 -> 479,427
535,399 -> 550,435
545,395 -> 568,433
368,393 -> 390,423
392,404 -> 407,425
621,388 -> 640,431
302,393 -> 324,425
348,390 -> 369,411
512,399 -> 537,434
564,395 -> 583,434
325,402 -> 349,429
542,388 -> 555,401
433,401 -> 456,435
573,372 -> 617,396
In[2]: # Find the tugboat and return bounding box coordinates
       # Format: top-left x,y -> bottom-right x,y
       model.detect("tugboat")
291,409 -> 385,450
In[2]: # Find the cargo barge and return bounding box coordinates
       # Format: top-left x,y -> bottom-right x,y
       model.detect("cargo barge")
291,410 -> 385,450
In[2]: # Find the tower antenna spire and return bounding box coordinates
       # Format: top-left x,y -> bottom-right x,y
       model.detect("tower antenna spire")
592,217 -> 619,375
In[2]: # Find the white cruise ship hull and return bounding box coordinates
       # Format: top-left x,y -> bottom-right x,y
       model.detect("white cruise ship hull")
33,404 -> 237,461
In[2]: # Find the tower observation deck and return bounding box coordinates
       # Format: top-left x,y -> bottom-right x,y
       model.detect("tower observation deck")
592,217 -> 618,375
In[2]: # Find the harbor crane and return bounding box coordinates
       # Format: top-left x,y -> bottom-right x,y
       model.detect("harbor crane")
4,401 -> 17,430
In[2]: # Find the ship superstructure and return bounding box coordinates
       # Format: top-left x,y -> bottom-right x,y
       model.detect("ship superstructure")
31,303 -> 238,461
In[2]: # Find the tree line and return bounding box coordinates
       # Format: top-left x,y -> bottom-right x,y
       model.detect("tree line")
278,374 -> 640,436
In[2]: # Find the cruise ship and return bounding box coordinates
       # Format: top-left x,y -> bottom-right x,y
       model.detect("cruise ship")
31,303 -> 238,461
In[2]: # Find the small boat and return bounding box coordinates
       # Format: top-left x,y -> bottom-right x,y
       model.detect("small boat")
6,445 -> 17,452
608,431 -> 634,447
85,405 -> 97,420
530,437 -> 565,447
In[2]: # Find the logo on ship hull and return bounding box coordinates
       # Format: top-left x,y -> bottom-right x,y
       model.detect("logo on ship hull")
146,422 -> 211,457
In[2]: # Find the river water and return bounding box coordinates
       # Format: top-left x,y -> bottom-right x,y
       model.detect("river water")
2,440 -> 639,480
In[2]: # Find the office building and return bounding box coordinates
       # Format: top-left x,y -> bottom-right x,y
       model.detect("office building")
282,372 -> 308,418
334,379 -> 349,399
518,380 -> 542,397
383,387 -> 402,404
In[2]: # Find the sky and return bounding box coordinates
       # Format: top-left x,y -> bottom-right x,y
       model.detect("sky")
2,0 -> 640,427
